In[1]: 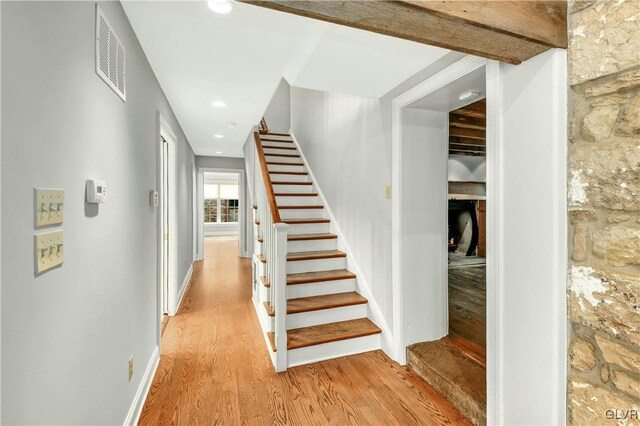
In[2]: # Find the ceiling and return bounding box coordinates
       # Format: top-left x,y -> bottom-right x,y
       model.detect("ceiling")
122,1 -> 450,157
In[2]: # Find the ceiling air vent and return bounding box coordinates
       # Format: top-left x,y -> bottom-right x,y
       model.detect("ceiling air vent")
95,6 -> 126,101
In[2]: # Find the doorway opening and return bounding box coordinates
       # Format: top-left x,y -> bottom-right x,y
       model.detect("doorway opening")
158,115 -> 178,333
203,172 -> 240,242
196,167 -> 247,261
392,57 -> 487,425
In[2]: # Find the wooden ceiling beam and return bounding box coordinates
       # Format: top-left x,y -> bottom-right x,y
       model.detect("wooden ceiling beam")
449,127 -> 486,140
239,1 -> 566,64
449,137 -> 486,147
449,114 -> 486,131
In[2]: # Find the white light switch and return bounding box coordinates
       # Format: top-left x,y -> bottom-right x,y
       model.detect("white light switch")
35,188 -> 64,227
35,230 -> 64,274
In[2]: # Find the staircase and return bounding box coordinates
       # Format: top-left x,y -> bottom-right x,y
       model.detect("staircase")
250,128 -> 381,371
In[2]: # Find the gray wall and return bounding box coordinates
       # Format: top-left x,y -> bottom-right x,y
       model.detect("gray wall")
290,53 -> 464,331
263,78 -> 291,133
196,155 -> 245,170
1,2 -> 195,424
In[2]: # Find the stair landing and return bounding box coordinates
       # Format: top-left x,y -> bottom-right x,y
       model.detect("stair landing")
407,338 -> 486,426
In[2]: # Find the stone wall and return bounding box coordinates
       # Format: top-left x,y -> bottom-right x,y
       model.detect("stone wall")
568,0 -> 640,423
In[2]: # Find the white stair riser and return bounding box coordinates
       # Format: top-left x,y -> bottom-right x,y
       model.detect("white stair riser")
268,164 -> 306,173
286,278 -> 356,298
253,299 -> 274,333
263,147 -> 299,156
287,238 -> 337,252
264,155 -> 300,164
279,208 -> 325,219
275,195 -> 318,205
286,303 -> 367,330
271,184 -> 315,194
260,140 -> 294,147
286,257 -> 347,274
285,222 -> 330,234
269,173 -> 309,182
287,334 -> 381,368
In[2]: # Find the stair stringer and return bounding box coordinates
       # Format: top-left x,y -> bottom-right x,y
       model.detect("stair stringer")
289,132 -> 394,357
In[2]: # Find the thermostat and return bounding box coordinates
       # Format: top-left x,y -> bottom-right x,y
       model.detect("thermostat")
86,179 -> 107,203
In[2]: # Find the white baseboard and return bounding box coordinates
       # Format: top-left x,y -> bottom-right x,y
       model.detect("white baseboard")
123,345 -> 160,426
175,263 -> 194,314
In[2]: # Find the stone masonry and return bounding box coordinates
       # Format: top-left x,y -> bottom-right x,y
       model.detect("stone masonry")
568,0 -> 640,424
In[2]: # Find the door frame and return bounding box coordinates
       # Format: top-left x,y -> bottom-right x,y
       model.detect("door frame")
391,55 -> 494,418
157,113 -> 178,336
391,53 -> 567,424
197,167 -> 246,258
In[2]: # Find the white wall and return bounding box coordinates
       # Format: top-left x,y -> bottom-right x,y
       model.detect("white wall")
1,2 -> 195,424
492,50 -> 567,425
263,78 -> 291,133
448,155 -> 486,182
401,108 -> 449,346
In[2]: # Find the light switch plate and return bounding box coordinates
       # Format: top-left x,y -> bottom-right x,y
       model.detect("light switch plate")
35,230 -> 64,274
35,188 -> 64,227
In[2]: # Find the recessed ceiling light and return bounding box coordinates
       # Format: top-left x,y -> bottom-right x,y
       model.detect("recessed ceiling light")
208,0 -> 233,14
226,121 -> 237,128
213,134 -> 224,139
216,151 -> 223,154
459,91 -> 481,101
211,100 -> 226,108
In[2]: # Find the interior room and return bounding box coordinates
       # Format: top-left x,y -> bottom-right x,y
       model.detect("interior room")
203,172 -> 240,238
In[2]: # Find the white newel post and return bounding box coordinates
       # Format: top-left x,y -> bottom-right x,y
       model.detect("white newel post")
273,222 -> 289,372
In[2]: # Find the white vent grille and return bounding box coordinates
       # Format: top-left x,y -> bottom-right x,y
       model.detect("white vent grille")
96,6 -> 126,101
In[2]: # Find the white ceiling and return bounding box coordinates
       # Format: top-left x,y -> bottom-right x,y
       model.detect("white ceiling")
408,66 -> 486,112
122,1 -> 450,157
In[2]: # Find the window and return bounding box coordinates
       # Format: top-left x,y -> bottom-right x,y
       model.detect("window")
204,182 -> 239,224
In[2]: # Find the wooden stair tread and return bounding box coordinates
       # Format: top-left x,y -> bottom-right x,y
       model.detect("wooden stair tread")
269,171 -> 309,175
263,301 -> 275,316
287,250 -> 346,261
288,233 -> 338,241
287,269 -> 356,285
265,292 -> 367,317
267,332 -> 276,351
251,205 -> 257,210
288,292 -> 367,315
279,205 -> 323,209
283,218 -> 330,225
272,181 -> 312,185
257,254 -> 266,263
275,192 -> 318,196
261,131 -> 290,137
267,162 -> 304,166
267,318 -> 380,351
256,236 -> 264,243
260,276 -> 270,288
287,318 -> 381,350
262,145 -> 298,150
253,220 -> 260,225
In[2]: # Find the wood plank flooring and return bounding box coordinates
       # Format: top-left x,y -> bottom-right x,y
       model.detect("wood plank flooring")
139,237 -> 471,425
448,265 -> 486,349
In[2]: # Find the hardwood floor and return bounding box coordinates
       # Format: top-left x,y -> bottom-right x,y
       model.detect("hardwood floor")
448,265 -> 486,349
139,237 -> 471,425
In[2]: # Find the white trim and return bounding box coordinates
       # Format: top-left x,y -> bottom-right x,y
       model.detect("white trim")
123,345 -> 160,426
175,262 -> 194,314
391,55 -> 486,365
485,60 -> 504,423
289,133 -> 392,355
192,164 -> 197,261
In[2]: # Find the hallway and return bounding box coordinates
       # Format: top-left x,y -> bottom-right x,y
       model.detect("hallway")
140,237 -> 470,425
